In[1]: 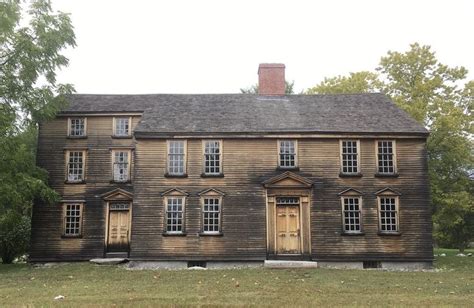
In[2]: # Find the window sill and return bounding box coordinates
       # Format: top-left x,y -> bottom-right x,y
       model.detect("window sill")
375,173 -> 399,178
276,167 -> 300,171
65,180 -> 86,184
66,136 -> 87,139
61,235 -> 82,239
339,172 -> 363,178
111,135 -> 133,139
378,231 -> 402,236
200,173 -> 224,178
164,173 -> 188,178
341,232 -> 365,236
199,232 -> 223,237
110,180 -> 132,184
162,232 -> 187,237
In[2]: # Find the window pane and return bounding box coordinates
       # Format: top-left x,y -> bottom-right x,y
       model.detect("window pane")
166,197 -> 184,232
279,140 -> 296,167
379,197 -> 398,232
342,197 -> 361,232
203,198 -> 220,232
113,151 -> 129,182
115,118 -> 130,136
377,141 -> 395,174
64,204 -> 81,235
168,141 -> 185,175
68,151 -> 84,181
341,140 -> 358,174
70,118 -> 85,136
204,141 -> 221,174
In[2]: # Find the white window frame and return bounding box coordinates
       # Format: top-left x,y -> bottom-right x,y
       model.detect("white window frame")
113,117 -> 132,137
63,203 -> 83,237
341,196 -> 363,233
377,196 -> 400,233
111,149 -> 131,182
340,140 -> 360,174
67,117 -> 87,137
203,140 -> 223,175
202,196 -> 222,234
278,139 -> 298,168
164,196 -> 186,234
376,140 -> 397,174
167,140 -> 187,176
66,150 -> 86,182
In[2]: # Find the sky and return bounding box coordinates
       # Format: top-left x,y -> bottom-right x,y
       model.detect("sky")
52,0 -> 474,94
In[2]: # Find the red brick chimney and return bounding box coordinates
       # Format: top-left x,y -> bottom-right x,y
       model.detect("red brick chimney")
258,63 -> 285,96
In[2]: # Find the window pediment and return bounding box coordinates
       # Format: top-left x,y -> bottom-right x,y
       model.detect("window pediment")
161,188 -> 189,197
338,188 -> 363,196
198,188 -> 225,196
374,187 -> 401,196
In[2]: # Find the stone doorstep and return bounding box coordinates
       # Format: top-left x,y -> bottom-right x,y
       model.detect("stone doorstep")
264,260 -> 318,268
90,258 -> 128,265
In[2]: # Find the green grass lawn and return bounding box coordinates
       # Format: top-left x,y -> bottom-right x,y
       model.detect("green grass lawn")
1,249 -> 473,307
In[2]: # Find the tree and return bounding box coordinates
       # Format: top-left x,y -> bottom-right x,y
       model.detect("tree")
0,0 -> 76,263
306,72 -> 382,94
307,43 -> 474,251
240,80 -> 295,94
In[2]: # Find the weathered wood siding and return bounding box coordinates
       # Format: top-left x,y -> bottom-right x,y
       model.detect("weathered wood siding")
30,116 -> 140,261
31,115 -> 432,262
131,138 -> 432,261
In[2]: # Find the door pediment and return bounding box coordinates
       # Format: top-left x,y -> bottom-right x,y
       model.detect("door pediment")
263,171 -> 313,189
101,188 -> 133,201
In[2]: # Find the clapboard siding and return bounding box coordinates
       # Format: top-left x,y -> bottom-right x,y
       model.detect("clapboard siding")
31,116 -> 432,262
29,116 -> 140,261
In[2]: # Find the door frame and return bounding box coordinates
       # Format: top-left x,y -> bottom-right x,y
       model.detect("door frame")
275,198 -> 303,255
105,201 -> 132,253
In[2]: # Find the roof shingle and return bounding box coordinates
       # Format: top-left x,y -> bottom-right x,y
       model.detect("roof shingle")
62,93 -> 428,136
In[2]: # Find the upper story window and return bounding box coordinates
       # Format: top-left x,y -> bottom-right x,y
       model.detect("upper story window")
112,150 -> 131,182
341,196 -> 362,233
278,140 -> 297,168
341,140 -> 359,174
68,117 -> 86,137
377,140 -> 396,174
203,140 -> 222,175
66,150 -> 86,182
114,117 -> 131,137
63,203 -> 83,237
378,196 -> 399,233
167,140 -> 186,176
165,196 -> 185,234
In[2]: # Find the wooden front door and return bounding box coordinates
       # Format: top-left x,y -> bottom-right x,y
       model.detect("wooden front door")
107,203 -> 130,252
276,203 -> 301,254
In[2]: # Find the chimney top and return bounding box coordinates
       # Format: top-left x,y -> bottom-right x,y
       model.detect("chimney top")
258,63 -> 286,96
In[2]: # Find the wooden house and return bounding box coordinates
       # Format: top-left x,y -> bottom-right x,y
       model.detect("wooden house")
30,64 -> 433,269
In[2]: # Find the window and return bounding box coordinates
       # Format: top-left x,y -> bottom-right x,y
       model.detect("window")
341,140 -> 359,174
167,140 -> 186,175
66,151 -> 85,182
63,203 -> 83,236
377,141 -> 396,174
114,117 -> 130,136
68,117 -> 86,137
278,140 -> 297,168
341,197 -> 362,233
203,198 -> 221,233
112,150 -> 130,182
378,196 -> 399,233
204,140 -> 222,175
165,197 -> 185,233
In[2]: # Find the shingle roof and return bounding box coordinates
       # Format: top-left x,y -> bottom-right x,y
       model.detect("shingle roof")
62,93 -> 428,136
